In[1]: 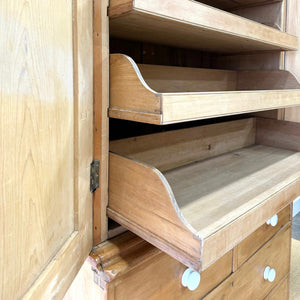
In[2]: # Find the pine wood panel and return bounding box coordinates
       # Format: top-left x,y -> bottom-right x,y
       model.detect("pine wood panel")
109,54 -> 300,125
0,1 -> 93,298
109,0 -> 297,53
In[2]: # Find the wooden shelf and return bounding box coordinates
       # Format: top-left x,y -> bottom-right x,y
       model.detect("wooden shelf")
109,54 -> 300,124
108,118 -> 300,271
109,0 -> 297,53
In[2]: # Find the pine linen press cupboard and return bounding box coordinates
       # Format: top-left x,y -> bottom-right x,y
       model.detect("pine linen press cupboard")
1,0 -> 300,299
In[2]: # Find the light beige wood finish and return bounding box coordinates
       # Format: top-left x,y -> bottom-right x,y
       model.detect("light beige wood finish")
109,0 -> 297,53
109,54 -> 300,124
264,275 -> 289,300
0,0 -> 93,299
91,232 -> 232,300
204,224 -> 291,299
284,0 -> 300,122
93,0 -> 109,245
108,118 -> 300,271
235,205 -> 290,269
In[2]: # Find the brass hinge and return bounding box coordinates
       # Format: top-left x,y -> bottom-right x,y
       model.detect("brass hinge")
90,160 -> 100,192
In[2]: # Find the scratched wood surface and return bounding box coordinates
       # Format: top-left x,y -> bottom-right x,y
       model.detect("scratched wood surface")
0,0 -> 93,299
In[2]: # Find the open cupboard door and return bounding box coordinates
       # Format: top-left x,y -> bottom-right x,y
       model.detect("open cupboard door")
0,0 -> 93,299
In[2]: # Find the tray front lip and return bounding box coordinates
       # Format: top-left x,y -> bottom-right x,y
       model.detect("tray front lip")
161,90 -> 300,124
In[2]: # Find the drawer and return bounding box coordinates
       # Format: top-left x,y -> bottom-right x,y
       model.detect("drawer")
108,117 -> 300,271
264,275 -> 289,300
109,54 -> 300,125
91,232 -> 233,300
204,224 -> 291,300
234,205 -> 291,270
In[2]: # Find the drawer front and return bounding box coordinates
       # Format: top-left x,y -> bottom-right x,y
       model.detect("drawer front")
234,205 -> 290,270
109,249 -> 232,300
204,224 -> 291,300
264,275 -> 289,300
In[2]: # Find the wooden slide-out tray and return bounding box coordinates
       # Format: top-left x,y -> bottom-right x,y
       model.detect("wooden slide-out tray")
109,54 -> 300,125
108,118 -> 300,271
109,0 -> 297,53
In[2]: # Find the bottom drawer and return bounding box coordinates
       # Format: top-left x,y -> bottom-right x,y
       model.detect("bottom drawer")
91,232 -> 232,300
204,224 -> 291,300
235,205 -> 291,270
264,275 -> 289,300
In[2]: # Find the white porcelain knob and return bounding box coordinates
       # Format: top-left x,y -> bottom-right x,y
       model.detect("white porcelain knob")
266,214 -> 278,227
181,268 -> 201,291
264,266 -> 276,282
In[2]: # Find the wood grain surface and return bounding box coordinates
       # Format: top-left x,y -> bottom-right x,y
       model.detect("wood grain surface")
109,0 -> 297,52
109,54 -> 300,124
0,0 -> 93,298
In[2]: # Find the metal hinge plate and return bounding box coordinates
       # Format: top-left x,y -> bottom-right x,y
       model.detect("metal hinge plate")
90,160 -> 100,192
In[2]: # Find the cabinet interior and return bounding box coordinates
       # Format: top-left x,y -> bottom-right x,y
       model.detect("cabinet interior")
106,0 -> 297,247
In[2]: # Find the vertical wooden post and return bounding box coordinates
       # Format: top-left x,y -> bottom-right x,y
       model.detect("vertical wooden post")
285,0 -> 300,122
93,0 -> 109,244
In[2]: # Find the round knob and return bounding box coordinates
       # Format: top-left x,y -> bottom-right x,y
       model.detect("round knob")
181,268 -> 201,291
266,214 -> 278,227
264,266 -> 276,282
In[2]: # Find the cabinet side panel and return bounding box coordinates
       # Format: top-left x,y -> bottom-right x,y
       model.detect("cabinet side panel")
93,0 -> 109,243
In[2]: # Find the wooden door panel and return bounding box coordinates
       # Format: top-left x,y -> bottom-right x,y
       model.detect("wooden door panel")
0,0 -> 93,299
